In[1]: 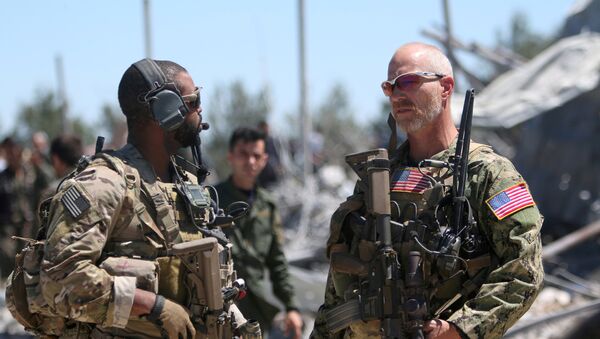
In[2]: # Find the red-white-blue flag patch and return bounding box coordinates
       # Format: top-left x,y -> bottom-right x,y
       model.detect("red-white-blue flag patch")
486,182 -> 535,220
391,168 -> 431,194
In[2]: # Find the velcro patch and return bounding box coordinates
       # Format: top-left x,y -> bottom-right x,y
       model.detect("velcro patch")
61,186 -> 91,219
391,168 -> 431,194
486,182 -> 535,220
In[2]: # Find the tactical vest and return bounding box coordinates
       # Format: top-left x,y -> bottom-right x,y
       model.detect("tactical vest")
6,152 -> 240,338
326,146 -> 496,336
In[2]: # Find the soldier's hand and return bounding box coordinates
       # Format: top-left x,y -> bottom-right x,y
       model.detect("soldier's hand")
423,319 -> 461,339
147,295 -> 196,339
284,310 -> 303,339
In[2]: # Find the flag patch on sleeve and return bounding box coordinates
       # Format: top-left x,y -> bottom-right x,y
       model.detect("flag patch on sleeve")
61,185 -> 91,219
391,168 -> 431,194
486,182 -> 535,220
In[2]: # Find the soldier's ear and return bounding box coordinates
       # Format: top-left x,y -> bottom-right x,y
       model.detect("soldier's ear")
440,76 -> 454,100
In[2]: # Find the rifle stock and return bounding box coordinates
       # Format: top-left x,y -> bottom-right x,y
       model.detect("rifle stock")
171,237 -> 226,338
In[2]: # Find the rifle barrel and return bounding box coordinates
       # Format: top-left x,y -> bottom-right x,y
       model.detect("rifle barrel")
453,89 -> 475,229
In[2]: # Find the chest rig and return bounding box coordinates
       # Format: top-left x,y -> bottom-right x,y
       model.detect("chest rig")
325,90 -> 493,338
326,149 -> 491,338
109,154 -> 246,339
95,142 -> 253,338
61,151 -> 242,338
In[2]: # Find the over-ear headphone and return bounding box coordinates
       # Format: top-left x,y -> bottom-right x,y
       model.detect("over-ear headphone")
132,58 -> 188,132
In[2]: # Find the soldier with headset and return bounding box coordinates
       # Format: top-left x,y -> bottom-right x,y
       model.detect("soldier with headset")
14,58 -> 258,338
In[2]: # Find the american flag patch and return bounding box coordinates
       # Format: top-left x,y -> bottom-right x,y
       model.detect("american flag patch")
391,168 -> 431,193
61,185 -> 91,219
486,182 -> 535,220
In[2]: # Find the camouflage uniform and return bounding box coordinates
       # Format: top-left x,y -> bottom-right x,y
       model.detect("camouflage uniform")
0,164 -> 37,277
39,144 -> 242,338
215,178 -> 298,332
311,139 -> 544,339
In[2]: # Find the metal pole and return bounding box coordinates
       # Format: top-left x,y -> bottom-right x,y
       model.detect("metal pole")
441,0 -> 484,90
298,0 -> 311,185
543,219 -> 600,260
55,54 -> 68,133
442,0 -> 457,87
143,0 -> 152,58
505,298 -> 600,336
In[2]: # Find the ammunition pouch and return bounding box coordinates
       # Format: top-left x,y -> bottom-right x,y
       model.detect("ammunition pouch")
324,299 -> 362,334
5,242 -> 66,337
99,257 -> 160,294
237,319 -> 262,339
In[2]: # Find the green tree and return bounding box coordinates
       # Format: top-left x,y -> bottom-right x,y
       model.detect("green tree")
313,84 -> 369,168
204,81 -> 271,176
16,90 -> 64,139
14,88 -> 95,145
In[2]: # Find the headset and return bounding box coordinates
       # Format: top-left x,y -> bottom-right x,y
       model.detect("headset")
132,58 -> 188,132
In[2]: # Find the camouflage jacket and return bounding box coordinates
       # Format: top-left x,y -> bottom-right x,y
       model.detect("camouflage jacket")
310,139 -> 544,339
39,144 -> 225,338
0,165 -> 40,278
215,178 -> 297,330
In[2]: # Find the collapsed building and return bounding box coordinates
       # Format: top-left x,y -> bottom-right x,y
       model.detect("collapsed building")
468,32 -> 600,239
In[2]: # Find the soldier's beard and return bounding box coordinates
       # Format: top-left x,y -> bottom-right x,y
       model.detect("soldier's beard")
397,96 -> 443,133
174,119 -> 201,147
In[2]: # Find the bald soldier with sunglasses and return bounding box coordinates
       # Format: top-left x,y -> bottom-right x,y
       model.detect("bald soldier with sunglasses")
310,43 -> 543,339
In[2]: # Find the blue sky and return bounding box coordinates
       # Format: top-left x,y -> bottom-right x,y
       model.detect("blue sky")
0,1 -> 574,138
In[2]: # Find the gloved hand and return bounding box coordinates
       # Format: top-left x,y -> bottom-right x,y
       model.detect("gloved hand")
147,295 -> 196,339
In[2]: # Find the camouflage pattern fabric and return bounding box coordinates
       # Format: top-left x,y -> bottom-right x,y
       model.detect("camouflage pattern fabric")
39,144 -> 210,338
310,139 -> 544,339
0,164 -> 39,277
215,178 -> 298,332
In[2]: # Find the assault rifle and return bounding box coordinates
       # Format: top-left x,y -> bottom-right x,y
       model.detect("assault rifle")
421,89 -> 478,283
327,89 -> 477,338
328,148 -> 415,337
420,88 -> 479,314
170,238 -> 249,338
168,130 -> 256,338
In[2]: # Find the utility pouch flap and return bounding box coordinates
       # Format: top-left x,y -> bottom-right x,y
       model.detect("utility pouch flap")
325,299 -> 362,334
327,195 -> 364,257
99,257 -> 159,293
6,249 -> 67,336
6,255 -> 40,330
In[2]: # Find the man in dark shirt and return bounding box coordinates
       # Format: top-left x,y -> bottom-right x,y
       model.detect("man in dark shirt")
215,127 -> 303,338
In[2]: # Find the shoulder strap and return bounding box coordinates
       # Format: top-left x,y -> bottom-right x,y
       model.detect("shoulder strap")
96,152 -> 182,246
140,180 -> 182,245
93,151 -> 144,193
469,141 -> 492,155
327,193 -> 365,257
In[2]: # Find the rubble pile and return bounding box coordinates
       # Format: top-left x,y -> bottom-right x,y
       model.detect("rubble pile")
507,286 -> 600,339
269,166 -> 355,266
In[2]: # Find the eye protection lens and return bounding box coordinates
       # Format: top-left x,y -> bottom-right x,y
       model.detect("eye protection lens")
381,72 -> 444,96
182,87 -> 201,110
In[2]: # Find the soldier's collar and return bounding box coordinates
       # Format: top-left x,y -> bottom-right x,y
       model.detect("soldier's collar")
116,143 -> 161,183
394,136 -> 460,167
